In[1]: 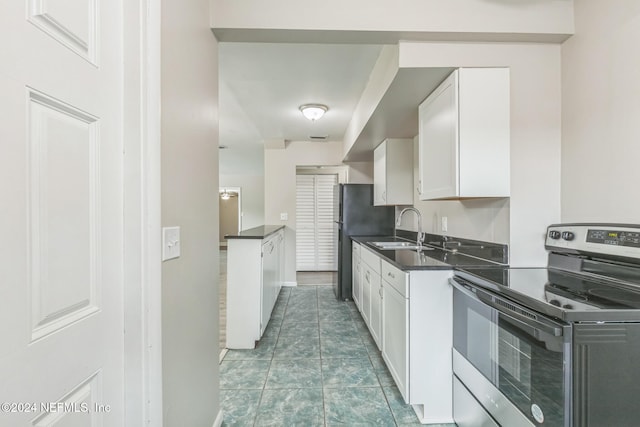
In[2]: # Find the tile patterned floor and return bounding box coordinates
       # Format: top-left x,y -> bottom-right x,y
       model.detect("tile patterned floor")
220,284 -> 457,426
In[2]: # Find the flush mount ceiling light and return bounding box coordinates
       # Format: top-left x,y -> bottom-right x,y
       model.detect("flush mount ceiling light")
220,189 -> 231,200
299,104 -> 328,121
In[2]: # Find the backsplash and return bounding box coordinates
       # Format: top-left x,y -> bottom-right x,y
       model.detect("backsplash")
395,229 -> 508,265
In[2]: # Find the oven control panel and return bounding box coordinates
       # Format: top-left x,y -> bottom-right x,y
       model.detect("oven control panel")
546,224 -> 640,259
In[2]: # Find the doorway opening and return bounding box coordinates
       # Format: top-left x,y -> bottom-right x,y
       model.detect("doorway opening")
219,186 -> 241,353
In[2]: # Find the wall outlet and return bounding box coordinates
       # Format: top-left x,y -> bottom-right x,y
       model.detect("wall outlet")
280,212 -> 288,221
441,216 -> 448,232
162,226 -> 181,261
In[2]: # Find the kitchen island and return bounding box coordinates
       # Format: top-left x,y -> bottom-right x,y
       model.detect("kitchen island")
225,225 -> 285,349
350,233 -> 506,425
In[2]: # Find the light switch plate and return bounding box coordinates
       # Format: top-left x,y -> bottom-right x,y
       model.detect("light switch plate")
280,212 -> 288,221
441,216 -> 448,232
162,226 -> 181,261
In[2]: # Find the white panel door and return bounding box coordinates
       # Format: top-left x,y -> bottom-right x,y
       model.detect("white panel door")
295,174 -> 337,271
0,1 -> 126,425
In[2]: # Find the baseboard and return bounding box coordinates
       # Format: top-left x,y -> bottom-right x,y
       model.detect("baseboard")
219,348 -> 228,363
212,409 -> 223,427
283,281 -> 298,287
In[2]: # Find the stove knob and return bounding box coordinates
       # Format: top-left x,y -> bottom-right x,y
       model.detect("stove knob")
562,231 -> 575,241
563,304 -> 574,309
548,230 -> 561,240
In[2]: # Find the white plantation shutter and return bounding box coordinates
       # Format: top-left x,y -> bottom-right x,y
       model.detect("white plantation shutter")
296,174 -> 338,271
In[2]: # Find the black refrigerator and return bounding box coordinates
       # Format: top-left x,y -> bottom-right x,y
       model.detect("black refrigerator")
333,184 -> 395,300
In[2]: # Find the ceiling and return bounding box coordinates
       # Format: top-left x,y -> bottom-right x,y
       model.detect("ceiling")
218,42 -> 455,173
218,42 -> 383,175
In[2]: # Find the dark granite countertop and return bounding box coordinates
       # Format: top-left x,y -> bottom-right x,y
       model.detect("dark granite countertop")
225,225 -> 284,240
352,235 -> 506,271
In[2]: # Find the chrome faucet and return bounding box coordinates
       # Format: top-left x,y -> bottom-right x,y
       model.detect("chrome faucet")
396,207 -> 425,247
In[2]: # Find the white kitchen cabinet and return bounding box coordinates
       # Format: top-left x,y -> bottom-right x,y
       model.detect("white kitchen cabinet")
418,68 -> 510,200
226,227 -> 285,349
352,242 -> 362,310
381,260 -> 409,401
373,138 -> 414,206
360,246 -> 381,339
369,268 -> 382,349
382,279 -> 409,400
355,245 -> 454,424
260,232 -> 280,335
361,263 -> 373,326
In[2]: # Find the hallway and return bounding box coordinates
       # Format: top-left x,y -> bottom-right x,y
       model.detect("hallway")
219,284 -> 455,426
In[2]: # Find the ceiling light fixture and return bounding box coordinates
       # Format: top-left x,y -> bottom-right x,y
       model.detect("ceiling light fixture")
220,189 -> 231,200
299,104 -> 328,121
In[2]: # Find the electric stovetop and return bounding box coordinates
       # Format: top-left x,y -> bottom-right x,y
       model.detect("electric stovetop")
455,266 -> 640,322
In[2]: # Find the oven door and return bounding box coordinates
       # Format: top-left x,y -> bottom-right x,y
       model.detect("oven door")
451,277 -> 571,427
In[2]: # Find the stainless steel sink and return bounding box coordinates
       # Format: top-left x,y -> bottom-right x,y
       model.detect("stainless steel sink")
370,241 -> 433,251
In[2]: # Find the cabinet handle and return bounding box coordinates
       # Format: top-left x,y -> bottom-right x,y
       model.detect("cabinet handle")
379,286 -> 383,298
417,181 -> 422,195
365,272 -> 371,283
387,272 -> 395,279
382,191 -> 386,201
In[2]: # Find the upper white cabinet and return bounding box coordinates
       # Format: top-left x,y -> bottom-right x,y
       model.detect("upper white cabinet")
373,138 -> 413,206
418,68 -> 510,200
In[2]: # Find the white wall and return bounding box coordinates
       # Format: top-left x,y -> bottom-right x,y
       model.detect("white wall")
211,0 -> 574,41
396,42 -> 562,266
161,0 -> 220,424
265,141 -> 345,283
220,174 -> 265,231
561,1 -> 640,223
347,162 -> 374,183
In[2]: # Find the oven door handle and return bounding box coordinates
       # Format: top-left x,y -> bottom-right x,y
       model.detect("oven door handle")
451,278 -> 564,338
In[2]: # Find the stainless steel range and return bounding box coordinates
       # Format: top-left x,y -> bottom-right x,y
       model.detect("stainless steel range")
450,224 -> 640,427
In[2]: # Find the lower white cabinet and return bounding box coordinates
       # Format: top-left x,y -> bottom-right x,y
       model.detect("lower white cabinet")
382,279 -> 409,401
369,269 -> 382,348
352,242 -> 362,310
361,263 -> 372,326
226,228 -> 285,349
356,244 -> 454,424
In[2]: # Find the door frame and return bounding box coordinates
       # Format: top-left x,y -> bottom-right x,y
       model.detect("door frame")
123,0 -> 163,425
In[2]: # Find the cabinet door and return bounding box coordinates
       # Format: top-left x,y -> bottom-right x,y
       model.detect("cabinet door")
373,141 -> 387,206
362,265 -> 372,325
370,273 -> 383,349
261,239 -> 276,335
382,280 -> 409,402
352,249 -> 361,310
418,70 -> 459,200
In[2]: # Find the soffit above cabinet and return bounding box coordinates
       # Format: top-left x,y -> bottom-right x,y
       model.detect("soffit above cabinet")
342,47 -> 454,162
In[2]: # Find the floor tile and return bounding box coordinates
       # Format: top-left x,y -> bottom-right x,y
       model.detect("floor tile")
322,358 -> 379,387
266,359 -> 322,389
279,321 -> 319,337
321,335 -> 368,359
262,320 -> 282,340
318,308 -> 352,323
224,339 -> 276,361
282,310 -> 319,324
324,387 -> 396,426
220,389 -> 261,426
256,388 -> 325,426
374,365 -> 396,387
220,359 -> 271,389
274,335 -> 321,359
383,386 -> 423,425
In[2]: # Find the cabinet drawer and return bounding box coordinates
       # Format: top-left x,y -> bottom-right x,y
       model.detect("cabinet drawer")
360,246 -> 381,274
381,259 -> 408,297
